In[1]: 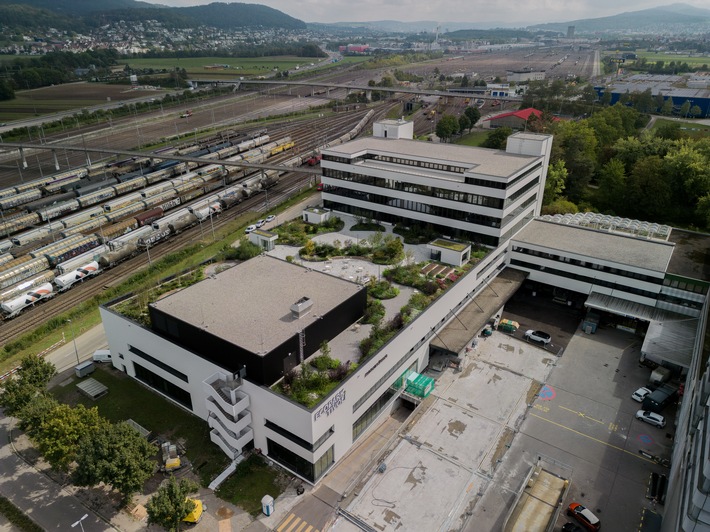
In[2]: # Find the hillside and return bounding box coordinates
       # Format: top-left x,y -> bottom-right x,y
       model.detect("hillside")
529,3 -> 710,34
0,0 -> 305,30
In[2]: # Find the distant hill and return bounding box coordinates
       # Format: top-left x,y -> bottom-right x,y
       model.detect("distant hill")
310,20 -> 513,34
528,3 -> 710,34
0,0 -> 163,15
0,4 -> 80,32
0,0 -> 305,30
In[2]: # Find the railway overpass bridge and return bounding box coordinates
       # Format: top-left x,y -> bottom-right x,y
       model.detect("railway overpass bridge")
191,78 -> 521,103
0,141 -> 321,177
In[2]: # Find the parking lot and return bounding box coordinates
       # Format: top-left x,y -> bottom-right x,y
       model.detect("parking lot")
336,286 -> 672,532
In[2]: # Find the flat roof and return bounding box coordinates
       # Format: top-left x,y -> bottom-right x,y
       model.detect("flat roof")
324,137 -> 542,178
666,228 -> 710,282
512,219 -> 674,273
151,255 -> 363,354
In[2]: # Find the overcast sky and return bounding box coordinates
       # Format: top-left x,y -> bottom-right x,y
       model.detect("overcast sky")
141,0 -> 708,26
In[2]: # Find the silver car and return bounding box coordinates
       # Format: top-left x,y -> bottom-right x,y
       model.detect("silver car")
636,410 -> 666,428
524,330 -> 552,345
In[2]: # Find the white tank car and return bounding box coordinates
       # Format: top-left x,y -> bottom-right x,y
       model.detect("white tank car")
54,261 -> 100,291
56,245 -> 108,275
1,282 -> 54,319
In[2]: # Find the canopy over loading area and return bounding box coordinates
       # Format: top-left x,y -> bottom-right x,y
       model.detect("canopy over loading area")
430,268 -> 528,357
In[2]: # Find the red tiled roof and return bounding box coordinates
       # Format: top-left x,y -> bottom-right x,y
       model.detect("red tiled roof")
484,108 -> 542,121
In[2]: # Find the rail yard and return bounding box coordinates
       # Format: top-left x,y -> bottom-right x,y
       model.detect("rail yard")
0,102 -> 386,345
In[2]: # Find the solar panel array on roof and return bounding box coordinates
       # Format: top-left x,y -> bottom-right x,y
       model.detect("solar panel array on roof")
538,212 -> 671,241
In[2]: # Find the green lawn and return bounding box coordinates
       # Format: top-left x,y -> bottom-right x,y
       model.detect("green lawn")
455,130 -> 489,147
216,454 -> 289,517
50,364 -> 230,485
652,118 -> 710,138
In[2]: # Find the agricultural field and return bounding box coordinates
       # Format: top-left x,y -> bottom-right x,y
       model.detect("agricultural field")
0,82 -> 165,121
120,55 -> 314,77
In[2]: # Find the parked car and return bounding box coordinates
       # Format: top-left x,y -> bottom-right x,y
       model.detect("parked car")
245,225 -> 257,233
631,387 -> 652,403
567,503 -> 601,531
256,219 -> 266,228
524,330 -> 552,345
265,215 -> 276,222
636,410 -> 666,428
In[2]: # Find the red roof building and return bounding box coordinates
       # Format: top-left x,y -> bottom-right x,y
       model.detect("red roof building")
484,108 -> 553,130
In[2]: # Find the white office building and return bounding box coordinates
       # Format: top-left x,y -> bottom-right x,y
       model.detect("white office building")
320,131 -> 553,247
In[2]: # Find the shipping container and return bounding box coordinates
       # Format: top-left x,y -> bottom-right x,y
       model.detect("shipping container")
112,177 -> 147,196
60,215 -> 110,237
99,218 -> 139,242
11,224 -> 63,246
141,181 -> 177,198
104,201 -> 149,222
38,200 -> 81,222
30,234 -> 88,260
0,213 -> 41,238
59,206 -> 106,228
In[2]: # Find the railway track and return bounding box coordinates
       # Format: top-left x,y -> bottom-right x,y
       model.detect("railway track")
0,104 -> 389,346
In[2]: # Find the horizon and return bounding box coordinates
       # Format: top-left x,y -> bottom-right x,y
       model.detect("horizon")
139,0 -> 710,26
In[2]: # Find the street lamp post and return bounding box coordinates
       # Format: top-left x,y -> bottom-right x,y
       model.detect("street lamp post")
71,514 -> 89,532
67,319 -> 80,365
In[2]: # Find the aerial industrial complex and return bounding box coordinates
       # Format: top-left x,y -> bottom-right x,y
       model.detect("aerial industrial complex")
95,119 -> 710,531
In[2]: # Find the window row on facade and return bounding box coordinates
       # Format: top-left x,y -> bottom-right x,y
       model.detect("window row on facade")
511,246 -> 665,285
509,258 -> 661,300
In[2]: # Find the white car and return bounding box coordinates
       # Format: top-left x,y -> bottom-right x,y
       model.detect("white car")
636,410 -> 666,428
265,215 -> 276,223
245,225 -> 257,233
256,219 -> 266,228
524,330 -> 552,345
631,387 -> 652,403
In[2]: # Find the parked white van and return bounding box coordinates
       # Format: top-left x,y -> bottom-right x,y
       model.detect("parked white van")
92,350 -> 112,363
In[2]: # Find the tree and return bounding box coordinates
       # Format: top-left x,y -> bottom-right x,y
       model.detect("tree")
74,422 -> 157,503
690,105 -> 702,118
543,160 -> 567,205
0,80 -> 14,101
551,120 -> 598,202
541,198 -> 579,215
0,355 -> 56,415
680,100 -> 691,118
460,75 -> 469,87
463,106 -> 480,128
34,404 -> 106,471
661,99 -> 674,116
17,395 -> 59,439
595,158 -> 626,213
626,156 -> 672,220
458,114 -> 471,134
482,127 -> 512,150
435,114 -> 459,141
146,476 -> 200,532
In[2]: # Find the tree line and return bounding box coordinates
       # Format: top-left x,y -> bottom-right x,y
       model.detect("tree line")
0,355 -> 203,529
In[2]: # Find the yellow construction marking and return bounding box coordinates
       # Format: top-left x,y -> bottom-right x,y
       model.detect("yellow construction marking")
283,517 -> 302,532
531,413 -> 655,463
277,514 -> 297,532
303,527 -> 314,532
608,422 -> 619,432
558,405 -> 604,424
294,522 -> 308,532
534,404 -> 550,413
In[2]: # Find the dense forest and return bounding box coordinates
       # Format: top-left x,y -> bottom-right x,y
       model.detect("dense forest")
139,43 -> 326,60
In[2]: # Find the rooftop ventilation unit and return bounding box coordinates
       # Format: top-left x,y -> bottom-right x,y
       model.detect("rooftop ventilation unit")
291,296 -> 313,319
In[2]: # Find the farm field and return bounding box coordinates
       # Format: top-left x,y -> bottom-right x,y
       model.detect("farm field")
0,82 -> 165,120
120,55 -> 315,77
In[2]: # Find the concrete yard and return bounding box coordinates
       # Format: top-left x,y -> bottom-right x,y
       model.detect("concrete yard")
337,331 -> 557,532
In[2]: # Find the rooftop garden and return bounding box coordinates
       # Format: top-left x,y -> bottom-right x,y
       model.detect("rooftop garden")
299,232 -> 405,265
272,344 -> 357,408
272,216 -> 344,246
429,238 -> 470,252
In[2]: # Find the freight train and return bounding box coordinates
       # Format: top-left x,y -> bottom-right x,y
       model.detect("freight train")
0,110 -> 374,319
